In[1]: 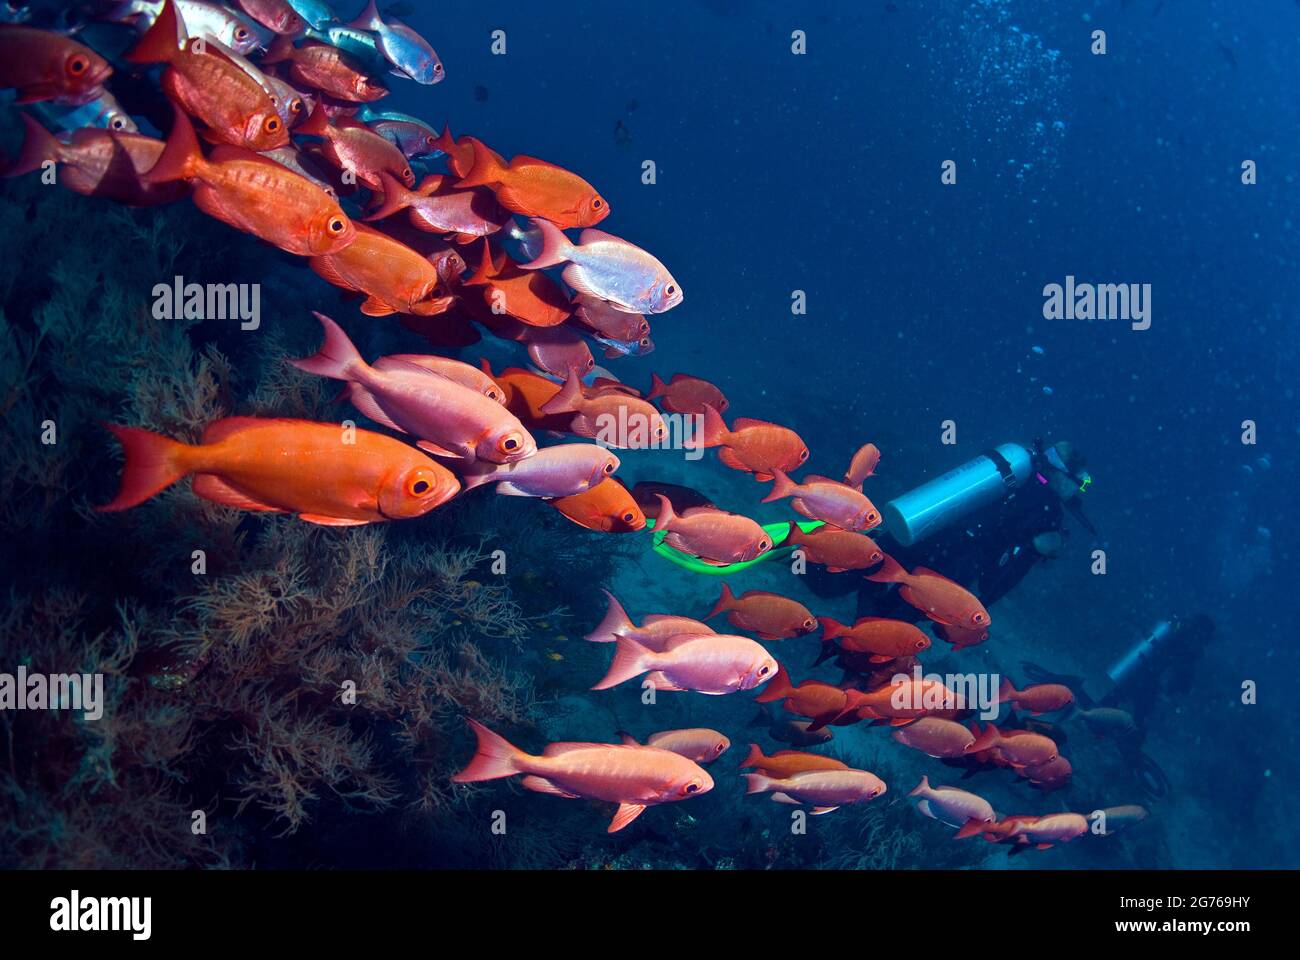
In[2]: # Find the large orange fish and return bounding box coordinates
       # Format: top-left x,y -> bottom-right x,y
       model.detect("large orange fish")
762,468 -> 881,532
462,241 -> 570,327
965,723 -> 1059,768
262,36 -> 389,102
817,616 -> 931,660
310,223 -> 453,316
546,478 -> 645,533
865,555 -> 991,631
706,583 -> 816,641
479,360 -> 573,431
145,105 -> 355,256
648,372 -> 728,416
0,25 -> 112,105
456,136 -> 609,228
126,1 -> 288,151
997,678 -> 1075,715
739,746 -> 848,778
754,668 -> 862,729
452,719 -> 712,833
853,676 -> 963,726
99,417 -> 458,525
784,525 -> 885,572
5,116 -> 187,207
844,442 -> 881,489
296,104 -> 413,191
696,404 -> 809,482
431,123 -> 502,178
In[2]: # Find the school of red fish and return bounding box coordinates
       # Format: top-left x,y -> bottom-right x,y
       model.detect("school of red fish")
4,1 -> 1147,849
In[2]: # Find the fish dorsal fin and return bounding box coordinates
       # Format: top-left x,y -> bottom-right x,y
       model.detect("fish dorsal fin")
803,474 -> 837,485
371,354 -> 456,383
416,440 -> 463,459
191,474 -> 284,512
608,802 -> 647,833
731,417 -> 776,431
577,227 -> 621,246
344,385 -> 405,433
913,566 -> 958,584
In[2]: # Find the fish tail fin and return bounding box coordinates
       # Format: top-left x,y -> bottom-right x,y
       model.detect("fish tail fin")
953,817 -> 987,840
742,772 -> 776,795
464,239 -> 499,286
518,218 -> 574,270
864,553 -> 907,584
260,33 -> 295,66
967,722 -> 1001,754
753,662 -> 793,703
583,589 -> 635,643
817,616 -> 847,640
812,639 -> 838,668
455,136 -> 508,188
760,466 -> 798,503
97,423 -> 193,511
362,170 -> 416,221
295,100 -> 332,139
705,581 -> 736,620
289,312 -> 366,382
347,0 -> 383,31
998,676 -> 1017,704
697,403 -> 729,448
647,372 -> 668,400
143,105 -> 206,184
124,0 -> 181,63
4,114 -> 65,178
450,718 -> 529,782
909,775 -> 930,798
591,635 -> 653,691
739,744 -> 766,770
652,493 -> 678,532
456,459 -> 500,492
538,370 -> 584,416
432,123 -> 456,155
615,730 -> 639,746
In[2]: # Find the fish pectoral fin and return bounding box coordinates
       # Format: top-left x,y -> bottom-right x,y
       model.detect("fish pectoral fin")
345,386 -> 406,433
769,792 -> 800,805
809,806 -> 840,816
415,439 -> 464,458
493,481 -> 533,497
298,513 -> 371,526
715,446 -> 748,473
608,803 -> 647,833
191,474 -> 285,513
311,256 -> 361,292
645,671 -> 686,692
520,776 -> 579,798
359,295 -> 398,317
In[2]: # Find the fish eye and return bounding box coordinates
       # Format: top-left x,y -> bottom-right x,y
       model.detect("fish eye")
639,338 -> 650,347
603,461 -> 616,474
408,476 -> 433,496
111,117 -> 127,130
499,435 -> 521,453
403,168 -> 413,180
328,217 -> 346,233
290,99 -> 304,114
426,135 -> 437,147
803,619 -> 816,630
235,27 -> 249,41
67,55 -> 88,77
639,321 -> 649,334
757,665 -> 771,677
915,639 -> 926,649
799,449 -> 809,461
867,511 -> 879,524
592,198 -> 603,209
715,742 -> 726,753
871,552 -> 884,564
973,612 -> 987,625
665,284 -> 675,295
265,116 -> 282,134
622,512 -> 635,523
684,781 -> 700,794
758,539 -> 770,551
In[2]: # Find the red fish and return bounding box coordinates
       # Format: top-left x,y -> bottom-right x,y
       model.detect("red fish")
965,723 -> 1059,768
844,443 -> 881,488
891,718 -> 976,758
696,404 -> 808,482
706,583 -> 816,641
479,360 -> 573,432
462,241 -> 571,327
431,123 -> 501,178
762,468 -> 881,531
573,295 -> 649,343
452,718 -> 713,833
126,1 -> 288,151
0,25 -> 112,105
144,105 -> 355,256
296,104 -> 413,191
539,372 -> 668,448
784,524 -> 884,572
865,555 -> 991,631
818,616 -> 930,660
998,678 -> 1075,715
99,417 -> 458,524
648,372 -> 728,416
262,37 -> 389,102
234,0 -> 306,35
310,223 -> 453,316
754,668 -> 863,728
547,478 -> 646,533
456,136 -> 609,228
5,116 -> 187,207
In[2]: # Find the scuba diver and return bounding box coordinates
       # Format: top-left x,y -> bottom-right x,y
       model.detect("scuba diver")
804,438 -> 1097,622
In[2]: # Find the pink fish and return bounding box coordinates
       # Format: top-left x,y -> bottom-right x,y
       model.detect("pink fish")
520,219 -> 682,314
908,776 -> 995,828
593,633 -> 778,695
367,171 -> 510,242
459,443 -> 619,497
572,294 -> 649,342
761,468 -> 881,531
452,719 -> 712,833
844,442 -> 881,488
290,312 -> 534,462
653,495 -> 773,566
743,768 -> 886,814
539,372 -> 667,448
376,354 -> 506,405
584,590 -> 715,649
617,729 -> 731,764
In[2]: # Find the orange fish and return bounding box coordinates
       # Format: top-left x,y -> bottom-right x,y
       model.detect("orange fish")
296,103 -> 413,191
0,25 -> 112,105
452,719 -> 712,833
432,123 -> 502,179
934,623 -> 989,651
865,555 -> 991,631
648,372 -> 728,416
5,116 -> 187,207
539,372 -> 668,448
262,36 -> 389,102
844,443 -> 881,489
891,717 -> 976,758
854,677 -> 963,726
998,679 -> 1075,715
311,222 -> 453,316
739,745 -> 848,778
547,478 -> 645,533
462,241 -> 571,327
697,404 -> 808,482
1018,755 -> 1073,788
98,417 -> 458,525
126,1 -> 288,151
479,360 -> 573,431
818,616 -> 930,660
144,105 -> 355,256
784,524 -> 884,572
573,295 -> 649,343
965,723 -> 1059,768
706,583 -> 816,641
456,136 -> 609,228
754,666 -> 862,728
762,468 -> 881,532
